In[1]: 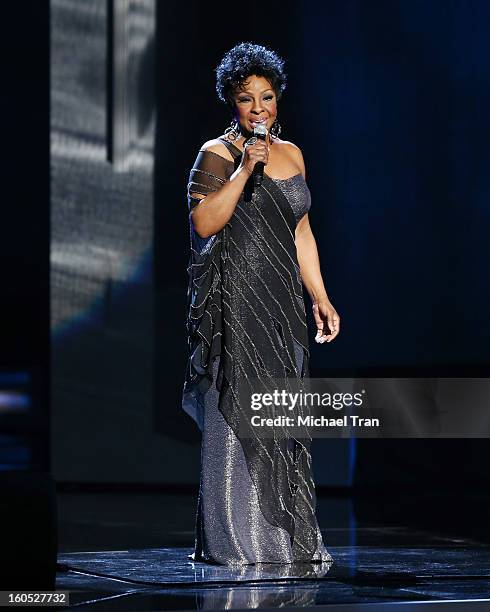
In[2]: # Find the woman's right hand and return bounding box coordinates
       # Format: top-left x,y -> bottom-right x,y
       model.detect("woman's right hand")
239,137 -> 270,177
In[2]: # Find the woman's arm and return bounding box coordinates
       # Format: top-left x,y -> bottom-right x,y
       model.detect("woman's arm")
191,138 -> 269,238
190,142 -> 251,238
295,214 -> 328,303
288,143 -> 340,343
295,215 -> 340,343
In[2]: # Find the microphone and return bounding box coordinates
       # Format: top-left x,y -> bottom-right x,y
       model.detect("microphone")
253,123 -> 268,187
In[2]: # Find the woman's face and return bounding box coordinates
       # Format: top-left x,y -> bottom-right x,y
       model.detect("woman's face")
232,74 -> 277,138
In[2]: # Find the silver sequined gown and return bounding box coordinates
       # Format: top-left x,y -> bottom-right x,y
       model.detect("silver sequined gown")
183,138 -> 333,566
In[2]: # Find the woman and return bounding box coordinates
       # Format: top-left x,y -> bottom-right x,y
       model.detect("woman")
182,42 -> 340,565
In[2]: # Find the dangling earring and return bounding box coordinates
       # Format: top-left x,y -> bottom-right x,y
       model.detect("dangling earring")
270,119 -> 282,140
224,118 -> 242,141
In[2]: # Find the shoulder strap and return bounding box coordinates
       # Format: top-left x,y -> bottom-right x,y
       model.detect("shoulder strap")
218,136 -> 242,160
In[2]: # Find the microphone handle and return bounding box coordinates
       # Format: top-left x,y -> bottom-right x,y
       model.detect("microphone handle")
254,161 -> 265,187
253,128 -> 267,187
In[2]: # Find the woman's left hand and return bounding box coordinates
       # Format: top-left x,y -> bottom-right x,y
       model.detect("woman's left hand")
313,300 -> 340,344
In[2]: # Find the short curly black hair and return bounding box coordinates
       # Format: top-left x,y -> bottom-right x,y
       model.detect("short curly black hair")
215,42 -> 287,109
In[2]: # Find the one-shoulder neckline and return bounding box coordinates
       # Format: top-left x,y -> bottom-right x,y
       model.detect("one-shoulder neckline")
272,173 -> 303,182
212,137 -> 305,183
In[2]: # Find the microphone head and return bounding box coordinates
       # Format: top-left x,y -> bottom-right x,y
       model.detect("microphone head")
253,123 -> 268,139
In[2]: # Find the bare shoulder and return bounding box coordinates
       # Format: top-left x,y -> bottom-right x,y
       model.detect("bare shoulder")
199,137 -> 235,162
274,139 -> 305,176
277,139 -> 304,158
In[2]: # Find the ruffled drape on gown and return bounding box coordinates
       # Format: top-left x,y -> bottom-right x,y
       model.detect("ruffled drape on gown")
182,138 -> 332,565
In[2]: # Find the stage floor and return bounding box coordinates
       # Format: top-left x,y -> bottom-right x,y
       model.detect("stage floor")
55,490 -> 490,609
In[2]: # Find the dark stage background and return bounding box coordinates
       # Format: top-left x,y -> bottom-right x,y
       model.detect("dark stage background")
155,0 -> 490,489
2,1 -> 489,497
0,0 -> 49,472
157,0 -> 490,381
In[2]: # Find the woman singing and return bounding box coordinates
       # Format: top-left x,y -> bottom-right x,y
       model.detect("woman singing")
182,42 -> 340,565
